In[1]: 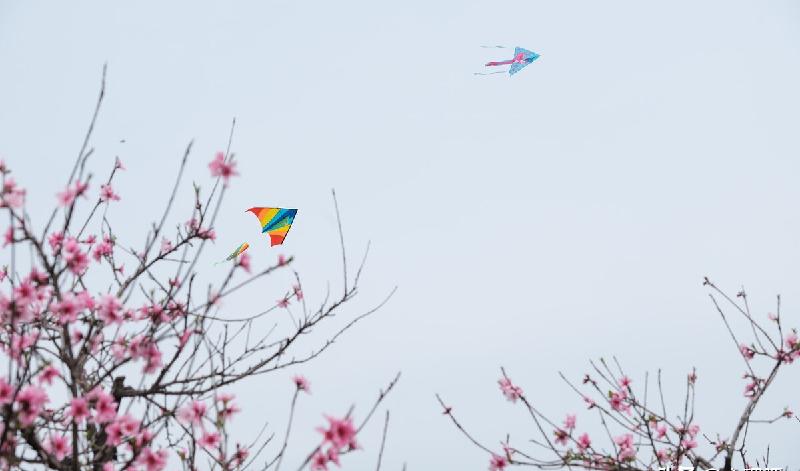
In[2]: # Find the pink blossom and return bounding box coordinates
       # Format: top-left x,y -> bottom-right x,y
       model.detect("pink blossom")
293,284 -> 304,301
744,380 -> 758,398
105,421 -> 124,446
52,293 -> 82,324
111,338 -> 128,361
1,178 -> 26,208
92,235 -> 114,261
310,451 -> 329,471
106,414 -> 140,445
216,393 -> 236,405
178,329 -> 193,348
16,385 -> 49,426
489,454 -> 508,471
218,399 -> 241,423
38,365 -> 60,386
233,444 -> 250,466
100,184 -> 120,202
103,463 -> 115,471
768,312 -> 778,321
317,415 -> 359,450
48,231 -> 65,253
2,227 -> 13,247
238,252 -> 251,273
681,438 -> 697,449
198,227 -> 216,241
618,376 -> 632,388
656,449 -> 670,463
135,428 -> 154,449
178,401 -> 207,427
97,294 -> 124,325
498,377 -> 523,403
277,254 -> 287,266
0,378 -> 13,405
614,433 -> 635,461
609,390 -> 631,414
278,297 -> 290,308
553,429 -> 568,446
563,414 -> 576,431
739,344 -> 755,360
160,237 -> 173,255
208,151 -> 238,186
687,424 -> 700,438
57,180 -> 89,207
137,448 -> 168,471
92,389 -> 118,424
655,424 -> 667,439
786,331 -> 799,351
68,397 -> 90,423
688,370 -> 697,384
326,446 -> 340,466
199,431 -> 221,449
577,433 -> 591,452
142,344 -> 163,374
43,434 -> 70,461
583,396 -> 596,409
64,247 -> 89,275
293,375 -> 310,393
783,407 -> 794,418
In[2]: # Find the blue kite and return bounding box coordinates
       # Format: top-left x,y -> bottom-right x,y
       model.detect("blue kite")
483,47 -> 540,76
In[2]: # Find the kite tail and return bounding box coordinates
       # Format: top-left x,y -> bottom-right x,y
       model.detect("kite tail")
486,60 -> 515,67
480,45 -> 507,48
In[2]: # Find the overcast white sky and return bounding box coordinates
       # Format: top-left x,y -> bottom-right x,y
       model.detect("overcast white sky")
2,0 -> 800,469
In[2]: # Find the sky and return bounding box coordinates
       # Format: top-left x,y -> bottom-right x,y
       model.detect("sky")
2,0 -> 800,469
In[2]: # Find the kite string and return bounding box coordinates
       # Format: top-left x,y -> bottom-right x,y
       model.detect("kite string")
473,71 -> 507,75
480,45 -> 507,48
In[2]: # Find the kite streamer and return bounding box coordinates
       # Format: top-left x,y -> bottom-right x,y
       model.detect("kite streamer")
215,242 -> 250,265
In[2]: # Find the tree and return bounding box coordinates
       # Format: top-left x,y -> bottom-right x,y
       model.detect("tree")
0,66 -> 398,471
438,278 -> 798,471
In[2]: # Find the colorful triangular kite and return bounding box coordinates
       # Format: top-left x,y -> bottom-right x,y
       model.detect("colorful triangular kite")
246,207 -> 298,246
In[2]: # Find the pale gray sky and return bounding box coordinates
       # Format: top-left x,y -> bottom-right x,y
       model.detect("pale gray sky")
2,0 -> 800,469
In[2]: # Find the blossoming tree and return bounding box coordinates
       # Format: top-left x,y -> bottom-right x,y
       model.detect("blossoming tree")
438,279 -> 798,471
0,68 -> 397,471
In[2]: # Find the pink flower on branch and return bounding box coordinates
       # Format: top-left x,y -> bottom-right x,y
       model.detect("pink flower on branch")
15,385 -> 49,426
100,183 -> 120,202
136,447 -> 168,471
237,252 -> 251,273
43,434 -> 70,461
199,431 -> 221,449
310,451 -> 329,471
563,413 -> 576,431
577,432 -> 591,452
293,375 -> 311,393
208,151 -> 238,186
37,365 -> 60,386
0,378 -> 13,405
57,180 -> 89,207
67,397 -> 90,423
317,415 -> 359,450
178,400 -> 207,427
489,454 -> 508,471
499,377 -> 523,403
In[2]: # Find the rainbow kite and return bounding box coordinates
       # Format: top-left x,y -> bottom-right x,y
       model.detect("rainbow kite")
215,242 -> 250,265
247,207 -> 298,246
